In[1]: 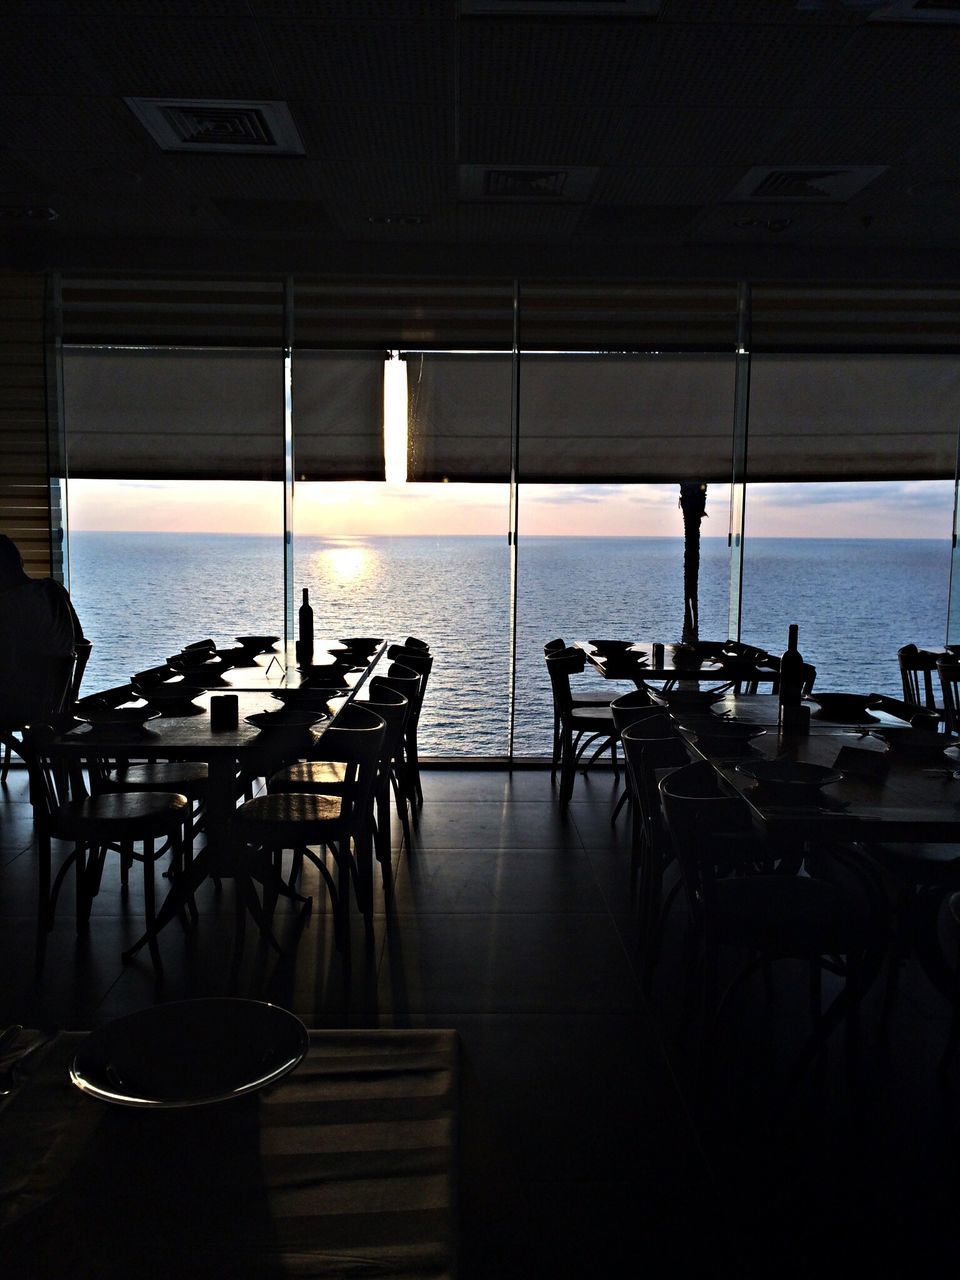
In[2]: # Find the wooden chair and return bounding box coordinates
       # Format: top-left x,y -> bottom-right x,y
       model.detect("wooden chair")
23,724 -> 192,973
386,644 -> 433,809
659,763 -> 883,1086
545,647 -> 618,814
236,706 -> 386,951
900,644 -> 944,717
936,657 -> 960,733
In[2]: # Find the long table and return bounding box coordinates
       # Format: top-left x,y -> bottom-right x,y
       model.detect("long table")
51,642 -> 388,955
0,1027 -> 459,1278
679,694 -> 960,843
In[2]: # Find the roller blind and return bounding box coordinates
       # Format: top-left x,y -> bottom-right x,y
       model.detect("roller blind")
407,352 -> 736,482
62,347 -> 387,481
291,350 -> 385,482
747,354 -> 960,481
63,347 -> 284,480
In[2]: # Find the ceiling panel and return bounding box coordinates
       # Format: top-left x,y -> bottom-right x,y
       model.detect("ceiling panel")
595,165 -> 743,205
795,25 -> 960,109
291,101 -> 450,165
622,24 -> 844,108
610,108 -> 785,168
458,19 -> 654,107
765,107 -> 943,166
459,105 -> 624,167
456,204 -> 584,243
264,20 -> 455,102
1,95 -> 153,158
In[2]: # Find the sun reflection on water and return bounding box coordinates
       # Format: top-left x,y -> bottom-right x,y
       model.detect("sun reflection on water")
314,543 -> 375,585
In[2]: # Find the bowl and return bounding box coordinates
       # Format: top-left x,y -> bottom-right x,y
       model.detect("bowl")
245,710 -> 326,731
76,704 -> 160,733
235,635 -> 280,654
736,759 -> 843,797
130,680 -> 204,716
337,637 -> 383,655
588,639 -> 636,653
70,998 -> 308,1109
808,692 -> 877,722
656,688 -> 725,711
872,728 -> 946,757
678,718 -> 766,755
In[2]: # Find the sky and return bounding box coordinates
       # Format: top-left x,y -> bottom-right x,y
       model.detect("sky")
67,477 -> 956,539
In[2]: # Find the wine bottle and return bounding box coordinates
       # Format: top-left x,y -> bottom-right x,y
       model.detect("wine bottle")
298,587 -> 314,662
778,623 -> 803,711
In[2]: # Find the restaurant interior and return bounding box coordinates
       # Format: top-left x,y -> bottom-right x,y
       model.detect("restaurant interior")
3,4 -> 960,1277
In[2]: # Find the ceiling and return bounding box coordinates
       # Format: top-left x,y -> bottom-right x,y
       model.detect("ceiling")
2,0 -> 959,281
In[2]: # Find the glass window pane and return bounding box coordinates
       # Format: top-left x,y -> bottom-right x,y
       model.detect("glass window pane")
741,481 -> 953,694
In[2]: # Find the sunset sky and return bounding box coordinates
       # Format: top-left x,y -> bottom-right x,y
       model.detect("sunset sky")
67,477 -> 955,539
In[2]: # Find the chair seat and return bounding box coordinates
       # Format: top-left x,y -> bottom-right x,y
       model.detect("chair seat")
570,705 -> 616,731
51,791 -> 190,840
269,760 -> 347,792
571,694 -> 612,708
235,791 -> 343,843
715,874 -> 867,955
104,762 -> 208,797
865,841 -> 960,885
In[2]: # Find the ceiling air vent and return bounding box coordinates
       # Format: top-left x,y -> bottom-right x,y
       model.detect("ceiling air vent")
460,164 -> 597,202
725,166 -> 887,203
125,99 -> 305,155
868,1 -> 960,23
460,1 -> 660,14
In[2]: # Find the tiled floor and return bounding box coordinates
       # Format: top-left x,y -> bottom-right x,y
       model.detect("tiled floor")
2,764 -> 959,1278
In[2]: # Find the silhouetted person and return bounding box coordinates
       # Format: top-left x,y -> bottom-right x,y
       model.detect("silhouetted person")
0,534 -> 86,723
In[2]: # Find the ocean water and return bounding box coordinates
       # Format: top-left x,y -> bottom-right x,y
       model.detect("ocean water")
68,532 -> 951,757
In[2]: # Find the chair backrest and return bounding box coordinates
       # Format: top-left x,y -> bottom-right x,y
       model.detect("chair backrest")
385,649 -> 432,724
899,644 -> 940,710
362,680 -> 410,759
543,638 -> 566,655
403,636 -> 430,652
620,716 -> 691,848
312,704 -> 387,823
544,647 -> 586,718
609,689 -> 656,737
937,658 -> 960,733
0,652 -> 77,731
658,762 -> 751,926
378,662 -> 422,711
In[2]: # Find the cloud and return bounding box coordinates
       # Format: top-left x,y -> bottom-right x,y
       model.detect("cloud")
748,480 -> 953,510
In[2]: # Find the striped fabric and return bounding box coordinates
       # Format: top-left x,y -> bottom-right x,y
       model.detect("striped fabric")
0,1028 -> 459,1278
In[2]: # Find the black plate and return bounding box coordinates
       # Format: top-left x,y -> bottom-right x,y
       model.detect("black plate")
736,760 -> 843,791
808,692 -> 877,722
70,998 -> 308,1109
236,635 -> 280,653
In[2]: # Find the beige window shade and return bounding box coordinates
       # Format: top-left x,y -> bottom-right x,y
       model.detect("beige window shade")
406,352 -> 737,482
291,350 -> 385,482
63,347 -> 285,480
747,354 -> 960,481
63,347 -> 386,481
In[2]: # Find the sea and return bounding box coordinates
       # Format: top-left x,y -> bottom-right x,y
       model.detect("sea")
68,533 -> 952,758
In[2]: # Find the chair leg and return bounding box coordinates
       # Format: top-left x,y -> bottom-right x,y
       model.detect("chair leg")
142,837 -> 162,973
558,725 -> 576,815
0,738 -> 10,783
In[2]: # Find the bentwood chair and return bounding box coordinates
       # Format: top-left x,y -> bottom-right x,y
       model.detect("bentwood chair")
937,658 -> 960,734
608,689 -> 657,824
545,647 -> 618,815
544,639 -> 617,781
23,725 -> 192,973
659,763 -> 882,1084
386,646 -> 433,809
899,644 -> 943,717
620,716 -> 692,982
236,706 -> 386,951
1,651 -> 79,784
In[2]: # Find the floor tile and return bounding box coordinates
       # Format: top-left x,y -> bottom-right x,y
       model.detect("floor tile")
406,801 -> 583,850
379,911 -> 645,1016
393,845 -> 606,914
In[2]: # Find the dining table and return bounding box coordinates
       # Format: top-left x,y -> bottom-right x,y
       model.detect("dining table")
0,1025 -> 459,1278
52,640 -> 389,957
677,693 -> 960,843
575,639 -> 775,689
